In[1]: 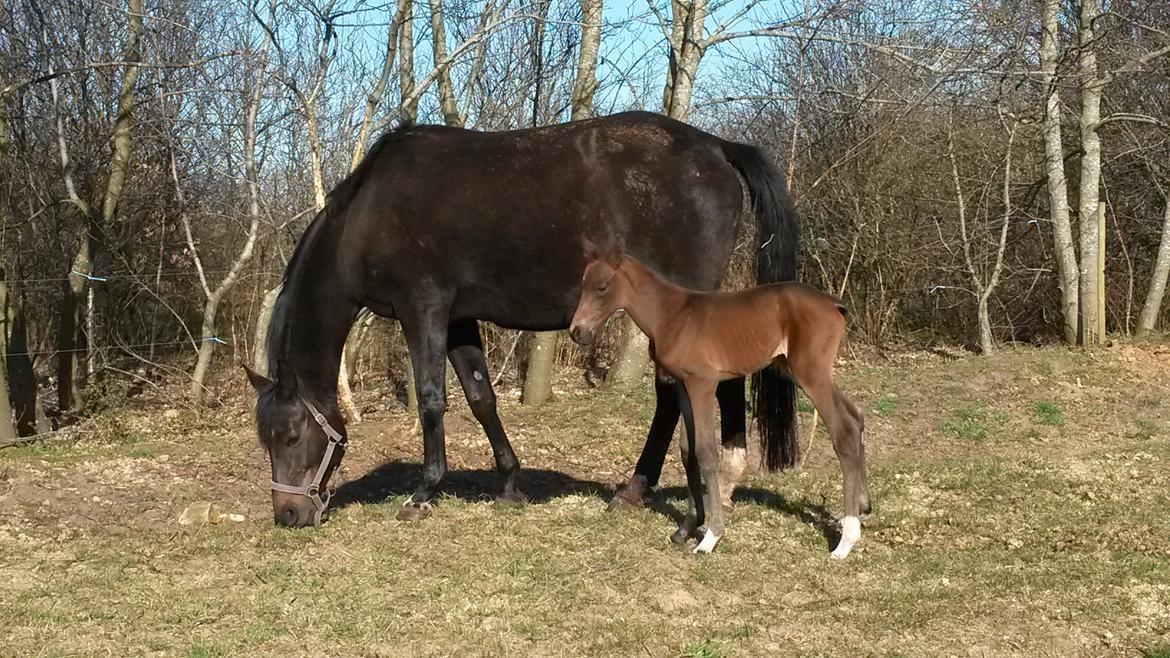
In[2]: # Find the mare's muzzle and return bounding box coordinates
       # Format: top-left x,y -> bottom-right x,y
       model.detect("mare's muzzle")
270,395 -> 346,527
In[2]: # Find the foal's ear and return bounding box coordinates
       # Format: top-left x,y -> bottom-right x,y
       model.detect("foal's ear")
242,364 -> 271,392
606,236 -> 626,267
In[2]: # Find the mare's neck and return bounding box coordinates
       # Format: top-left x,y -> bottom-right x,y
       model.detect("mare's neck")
619,257 -> 690,341
269,234 -> 359,403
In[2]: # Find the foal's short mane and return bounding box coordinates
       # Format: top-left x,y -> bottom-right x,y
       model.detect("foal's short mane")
265,121 -> 415,379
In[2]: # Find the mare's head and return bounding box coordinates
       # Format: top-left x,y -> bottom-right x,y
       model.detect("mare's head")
246,363 -> 347,528
570,239 -> 627,346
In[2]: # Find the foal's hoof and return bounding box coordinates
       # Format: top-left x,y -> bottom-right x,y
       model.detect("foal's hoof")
494,490 -> 528,508
693,529 -> 723,554
396,500 -> 433,521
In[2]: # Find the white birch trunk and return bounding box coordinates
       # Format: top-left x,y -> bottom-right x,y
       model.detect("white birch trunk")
1077,0 -> 1105,344
523,0 -> 602,405
1137,192 -> 1170,335
1040,0 -> 1080,345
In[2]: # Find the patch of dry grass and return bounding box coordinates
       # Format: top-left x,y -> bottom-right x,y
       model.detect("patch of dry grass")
2,343 -> 1169,656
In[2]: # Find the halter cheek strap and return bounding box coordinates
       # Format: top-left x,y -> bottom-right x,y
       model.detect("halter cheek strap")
270,396 -> 346,526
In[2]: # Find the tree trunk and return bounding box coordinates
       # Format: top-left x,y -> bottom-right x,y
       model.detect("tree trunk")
523,0 -> 587,406
7,292 -> 40,437
522,331 -> 557,404
190,297 -> 219,400
1077,0 -> 1105,345
0,276 -> 15,442
609,0 -> 706,388
253,285 -> 281,376
606,316 -> 651,389
399,0 -> 419,123
664,0 -> 707,121
188,21 -> 267,403
56,278 -> 83,410
429,0 -> 463,126
351,0 -> 409,169
1137,191 -> 1170,335
87,0 -> 145,377
977,294 -> 994,355
1040,0 -> 1080,345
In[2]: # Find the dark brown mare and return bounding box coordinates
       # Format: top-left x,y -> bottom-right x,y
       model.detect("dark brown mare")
570,245 -> 871,558
244,112 -> 800,527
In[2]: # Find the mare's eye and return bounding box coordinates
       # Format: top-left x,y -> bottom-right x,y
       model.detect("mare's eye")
285,433 -> 302,447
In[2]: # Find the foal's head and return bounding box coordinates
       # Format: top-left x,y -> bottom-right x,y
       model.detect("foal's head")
245,363 -> 347,528
570,240 -> 626,346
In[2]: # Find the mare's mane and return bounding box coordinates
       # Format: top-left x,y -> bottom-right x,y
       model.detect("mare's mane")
264,122 -> 414,376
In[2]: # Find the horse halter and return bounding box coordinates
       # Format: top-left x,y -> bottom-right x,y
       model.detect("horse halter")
269,396 -> 346,526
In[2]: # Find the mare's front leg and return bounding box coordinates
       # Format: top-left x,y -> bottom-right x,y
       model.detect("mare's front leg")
684,379 -> 724,553
610,367 -> 680,510
398,306 -> 451,521
447,320 -> 526,506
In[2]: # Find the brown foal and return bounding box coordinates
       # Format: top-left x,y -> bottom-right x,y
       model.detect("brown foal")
570,245 -> 871,558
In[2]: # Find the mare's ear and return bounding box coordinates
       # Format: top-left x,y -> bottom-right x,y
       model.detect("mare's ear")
581,236 -> 600,261
274,358 -> 298,398
242,364 -> 271,392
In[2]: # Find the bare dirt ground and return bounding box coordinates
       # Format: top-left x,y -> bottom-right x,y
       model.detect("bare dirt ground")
2,343 -> 1169,657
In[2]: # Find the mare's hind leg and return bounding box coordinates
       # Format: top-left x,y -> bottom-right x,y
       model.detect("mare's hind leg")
613,373 -> 744,512
612,367 -> 680,510
717,378 -> 748,511
398,306 -> 452,521
787,356 -> 867,559
447,320 -> 525,506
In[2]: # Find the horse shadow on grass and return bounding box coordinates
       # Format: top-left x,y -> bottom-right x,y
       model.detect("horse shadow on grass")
333,461 -> 840,550
645,485 -> 842,551
332,460 -> 612,509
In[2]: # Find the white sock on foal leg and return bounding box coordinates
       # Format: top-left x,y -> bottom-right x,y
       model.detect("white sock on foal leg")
693,529 -> 722,554
830,515 -> 861,559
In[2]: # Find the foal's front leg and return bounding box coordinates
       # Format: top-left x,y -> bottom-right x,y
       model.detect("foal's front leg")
683,379 -> 724,554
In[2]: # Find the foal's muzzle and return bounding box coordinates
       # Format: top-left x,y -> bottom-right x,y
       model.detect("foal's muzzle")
569,324 -> 594,345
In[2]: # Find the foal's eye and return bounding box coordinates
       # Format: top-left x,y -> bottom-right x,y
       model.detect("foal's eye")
597,283 -> 609,294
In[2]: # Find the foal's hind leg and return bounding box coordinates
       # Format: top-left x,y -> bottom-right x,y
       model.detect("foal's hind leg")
787,356 -> 867,559
839,395 -> 871,515
448,320 -> 526,506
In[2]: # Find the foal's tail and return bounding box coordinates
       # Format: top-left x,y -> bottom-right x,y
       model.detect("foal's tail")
721,140 -> 801,471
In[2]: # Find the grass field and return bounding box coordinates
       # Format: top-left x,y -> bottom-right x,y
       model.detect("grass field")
2,343 -> 1169,657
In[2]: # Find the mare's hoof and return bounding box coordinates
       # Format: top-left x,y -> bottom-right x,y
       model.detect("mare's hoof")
608,490 -> 643,511
670,526 -> 697,545
608,475 -> 648,511
397,501 -> 433,521
494,490 -> 528,508
720,494 -> 735,513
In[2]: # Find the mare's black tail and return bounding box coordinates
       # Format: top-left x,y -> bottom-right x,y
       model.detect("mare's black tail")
721,140 -> 801,471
